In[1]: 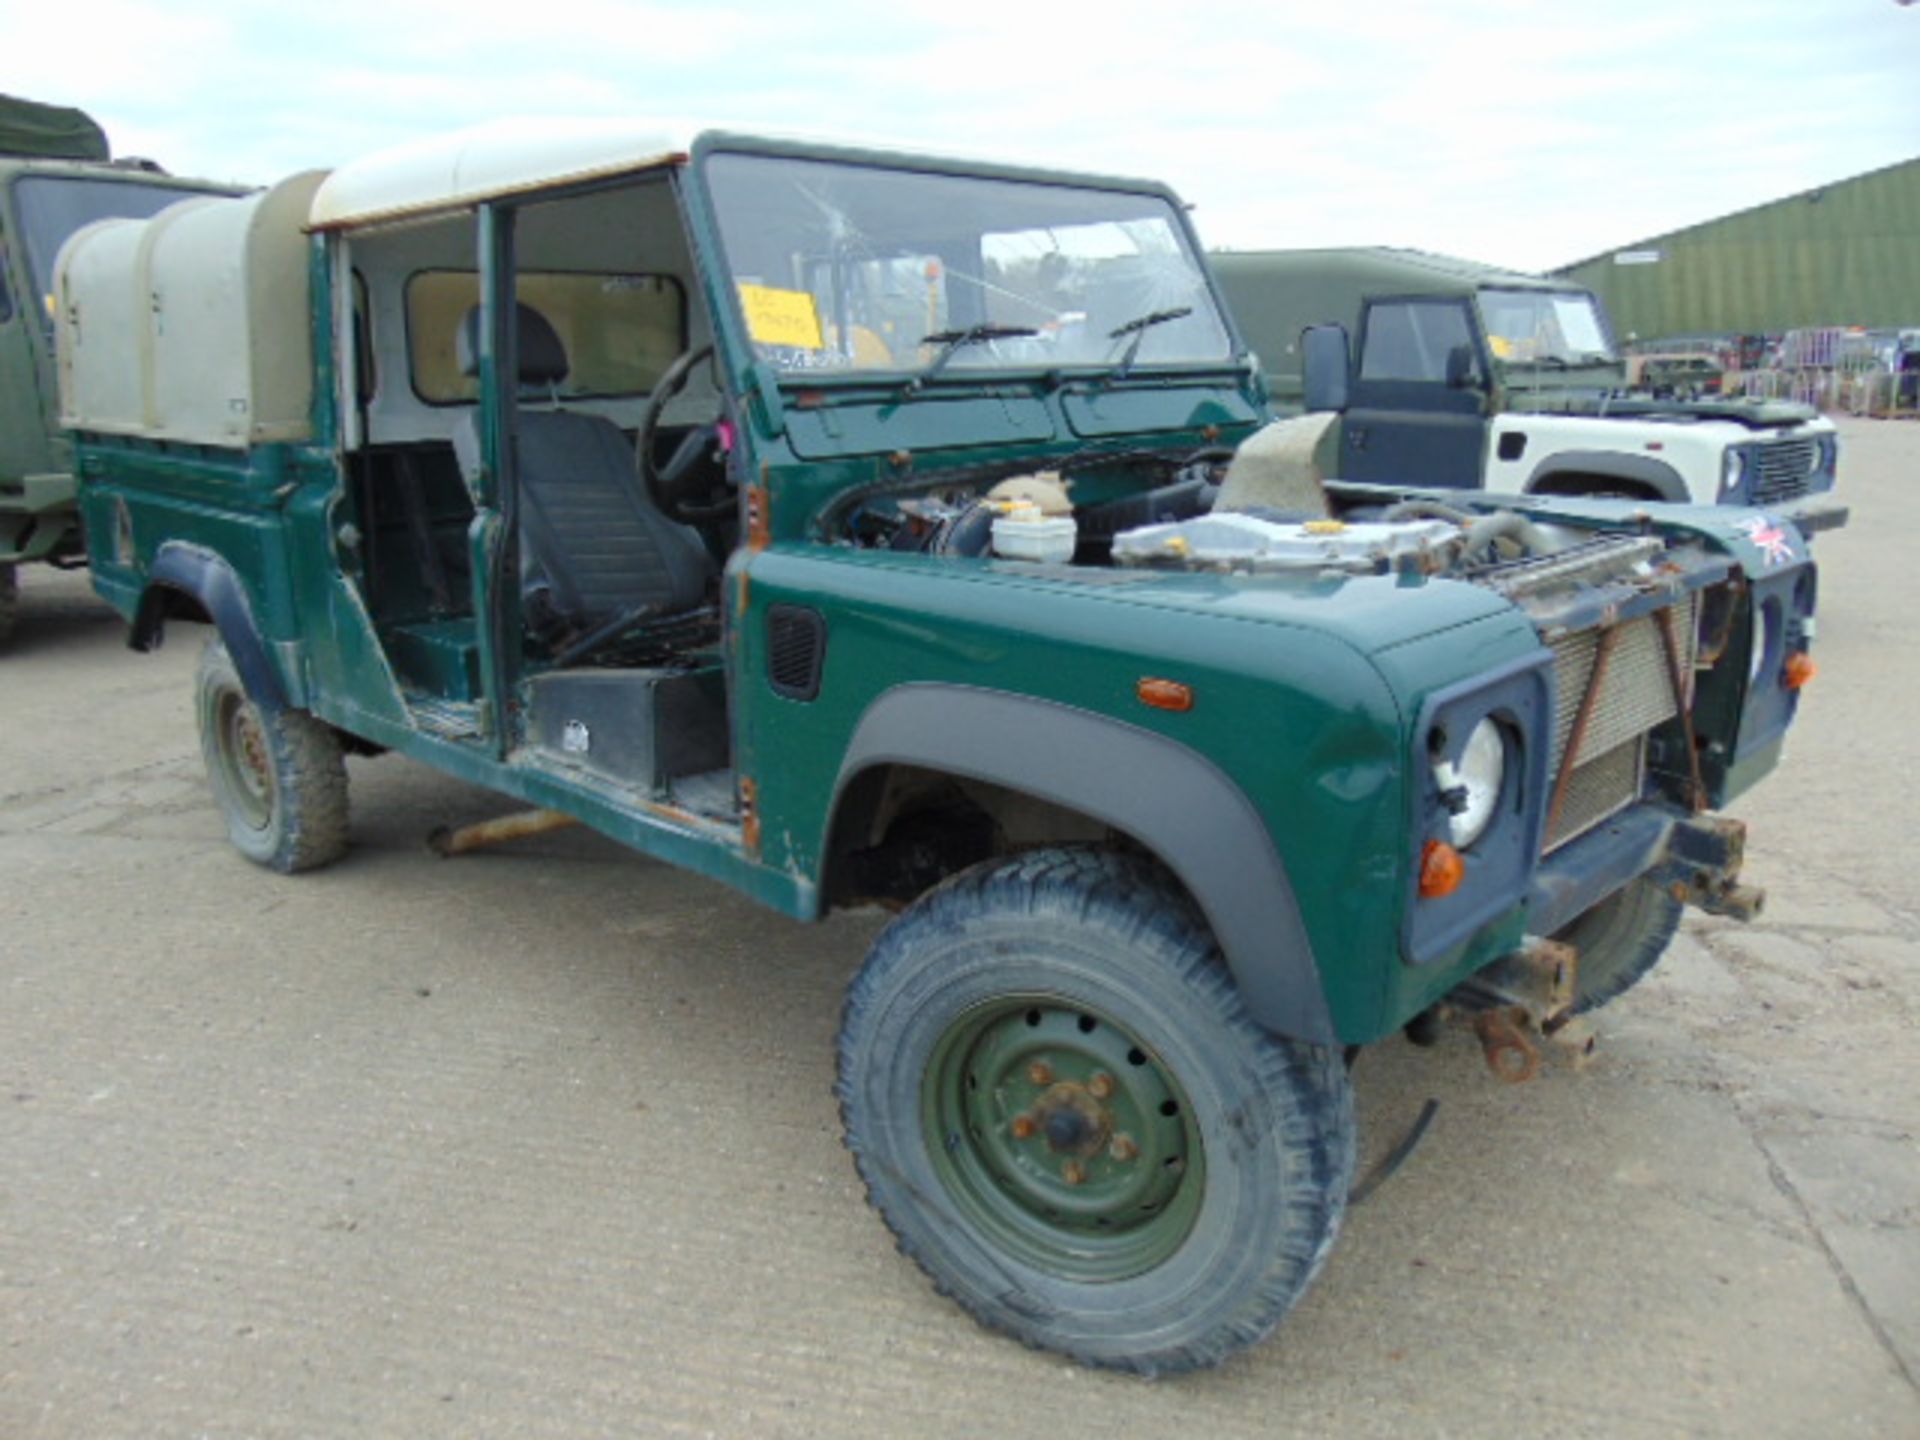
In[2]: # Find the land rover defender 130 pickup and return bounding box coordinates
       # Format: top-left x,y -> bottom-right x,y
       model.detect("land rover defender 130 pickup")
0,94 -> 241,644
1211,247 -> 1843,531
59,122 -> 1818,1374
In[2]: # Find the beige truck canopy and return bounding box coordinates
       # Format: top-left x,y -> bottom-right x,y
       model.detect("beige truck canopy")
57,171 -> 325,447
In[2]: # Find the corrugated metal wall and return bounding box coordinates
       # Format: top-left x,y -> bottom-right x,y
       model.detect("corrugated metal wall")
1553,157 -> 1920,339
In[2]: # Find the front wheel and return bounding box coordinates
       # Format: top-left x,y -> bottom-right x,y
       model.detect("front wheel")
836,847 -> 1354,1375
196,639 -> 349,873
0,562 -> 16,647
1558,877 -> 1683,1014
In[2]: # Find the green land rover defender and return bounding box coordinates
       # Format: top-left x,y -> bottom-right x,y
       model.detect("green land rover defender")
59,121 -> 1817,1373
0,94 -> 240,643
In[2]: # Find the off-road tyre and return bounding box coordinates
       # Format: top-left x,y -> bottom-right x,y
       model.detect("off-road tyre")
195,638 -> 349,873
1558,877 -> 1683,1014
836,846 -> 1354,1375
0,562 -> 17,647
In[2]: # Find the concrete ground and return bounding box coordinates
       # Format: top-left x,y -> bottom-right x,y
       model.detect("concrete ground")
2,419 -> 1915,1438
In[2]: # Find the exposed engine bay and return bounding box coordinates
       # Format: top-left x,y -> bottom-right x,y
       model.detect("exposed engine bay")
842,418 -> 1712,598
836,417 -> 1791,861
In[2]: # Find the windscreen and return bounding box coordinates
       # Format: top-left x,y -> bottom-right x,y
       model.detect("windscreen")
704,152 -> 1231,379
1477,287 -> 1616,366
12,175 -> 224,331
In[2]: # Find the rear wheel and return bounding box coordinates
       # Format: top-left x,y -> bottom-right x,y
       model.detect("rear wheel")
837,847 -> 1353,1374
0,562 -> 16,646
1558,878 -> 1683,1014
196,638 -> 349,873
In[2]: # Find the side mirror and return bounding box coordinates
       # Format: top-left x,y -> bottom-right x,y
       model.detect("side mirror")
1302,324 -> 1350,413
1445,343 -> 1479,389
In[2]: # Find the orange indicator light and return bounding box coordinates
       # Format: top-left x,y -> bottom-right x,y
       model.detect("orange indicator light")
1419,840 -> 1466,898
1783,652 -> 1817,690
1136,678 -> 1194,713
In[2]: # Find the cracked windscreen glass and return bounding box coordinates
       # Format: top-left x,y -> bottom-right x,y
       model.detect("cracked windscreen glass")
1477,288 -> 1616,366
704,152 -> 1231,379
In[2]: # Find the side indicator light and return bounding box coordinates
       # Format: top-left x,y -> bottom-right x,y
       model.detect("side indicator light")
1419,840 -> 1465,898
1137,678 -> 1194,713
1783,652 -> 1817,690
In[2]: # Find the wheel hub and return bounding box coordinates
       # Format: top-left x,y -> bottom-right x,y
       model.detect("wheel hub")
214,691 -> 276,829
922,999 -> 1204,1281
1034,1081 -> 1111,1157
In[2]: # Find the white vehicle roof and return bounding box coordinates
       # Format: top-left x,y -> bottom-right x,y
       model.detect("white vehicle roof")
308,118 -> 697,231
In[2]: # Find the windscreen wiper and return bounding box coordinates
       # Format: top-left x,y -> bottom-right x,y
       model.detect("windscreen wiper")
1100,306 -> 1193,385
901,323 -> 1038,396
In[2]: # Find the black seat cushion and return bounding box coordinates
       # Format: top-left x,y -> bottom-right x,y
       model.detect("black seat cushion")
452,409 -> 714,638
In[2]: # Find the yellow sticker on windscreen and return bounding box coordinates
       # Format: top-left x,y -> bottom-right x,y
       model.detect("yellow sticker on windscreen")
738,283 -> 824,350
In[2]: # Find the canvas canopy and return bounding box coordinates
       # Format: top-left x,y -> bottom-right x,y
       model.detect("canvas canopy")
58,171 -> 328,447
0,94 -> 109,162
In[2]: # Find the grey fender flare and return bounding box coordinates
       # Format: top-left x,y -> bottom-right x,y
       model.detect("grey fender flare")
830,683 -> 1335,1043
132,541 -> 288,712
1526,450 -> 1689,502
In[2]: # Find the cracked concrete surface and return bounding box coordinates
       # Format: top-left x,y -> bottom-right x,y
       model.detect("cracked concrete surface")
1,418 -> 1915,1437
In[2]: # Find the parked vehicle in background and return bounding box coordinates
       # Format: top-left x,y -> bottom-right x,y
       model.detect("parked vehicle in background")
1210,247 -> 1844,530
61,122 -> 1817,1374
0,94 -> 241,644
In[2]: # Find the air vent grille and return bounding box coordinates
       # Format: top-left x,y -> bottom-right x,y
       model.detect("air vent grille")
767,605 -> 827,701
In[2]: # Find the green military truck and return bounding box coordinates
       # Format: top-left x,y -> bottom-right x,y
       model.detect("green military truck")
1211,247 -> 1843,527
0,94 -> 241,644
59,122 -> 1817,1373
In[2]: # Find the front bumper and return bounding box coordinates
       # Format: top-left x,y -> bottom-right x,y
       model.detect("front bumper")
1527,801 -> 1758,937
1778,496 -> 1849,536
0,472 -> 83,564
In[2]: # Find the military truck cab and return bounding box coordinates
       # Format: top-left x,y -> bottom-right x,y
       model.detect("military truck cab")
61,123 -> 1818,1375
0,94 -> 241,642
1212,247 -> 1843,528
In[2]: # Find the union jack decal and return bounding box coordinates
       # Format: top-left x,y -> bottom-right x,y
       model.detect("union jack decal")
1740,515 -> 1795,567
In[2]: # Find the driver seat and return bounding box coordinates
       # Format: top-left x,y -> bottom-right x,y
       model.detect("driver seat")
450,303 -> 715,643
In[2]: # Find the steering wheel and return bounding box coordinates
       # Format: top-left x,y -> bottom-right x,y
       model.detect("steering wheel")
637,345 -> 733,524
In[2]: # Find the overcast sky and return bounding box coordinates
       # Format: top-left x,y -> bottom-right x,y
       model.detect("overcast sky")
5,0 -> 1916,272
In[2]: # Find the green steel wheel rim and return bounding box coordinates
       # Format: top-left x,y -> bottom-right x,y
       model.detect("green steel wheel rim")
214,691 -> 276,831
921,995 -> 1206,1283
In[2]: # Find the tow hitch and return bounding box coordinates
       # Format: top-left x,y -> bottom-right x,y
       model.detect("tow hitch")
1451,937 -> 1594,1084
1653,814 -> 1765,921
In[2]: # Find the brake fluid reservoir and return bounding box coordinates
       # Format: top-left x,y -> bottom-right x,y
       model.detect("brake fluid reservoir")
990,500 -> 1077,563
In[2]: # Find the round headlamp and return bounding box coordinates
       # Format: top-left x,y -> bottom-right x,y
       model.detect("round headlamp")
1749,601 -> 1777,687
1434,718 -> 1506,848
1720,447 -> 1746,499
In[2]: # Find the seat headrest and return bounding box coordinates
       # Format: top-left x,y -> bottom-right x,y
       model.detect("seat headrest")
456,302 -> 569,386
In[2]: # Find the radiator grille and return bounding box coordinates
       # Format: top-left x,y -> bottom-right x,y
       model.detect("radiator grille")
1546,738 -> 1645,850
1751,438 -> 1816,505
1544,595 -> 1697,850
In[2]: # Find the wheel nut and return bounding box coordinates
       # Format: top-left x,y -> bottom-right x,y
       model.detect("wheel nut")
1110,1134 -> 1138,1162
1010,1113 -> 1037,1140
1027,1060 -> 1053,1086
1060,1160 -> 1085,1186
1087,1071 -> 1115,1100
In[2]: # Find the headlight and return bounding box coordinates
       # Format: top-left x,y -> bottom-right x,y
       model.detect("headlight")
1720,447 -> 1746,499
1749,599 -> 1777,686
1434,717 -> 1506,847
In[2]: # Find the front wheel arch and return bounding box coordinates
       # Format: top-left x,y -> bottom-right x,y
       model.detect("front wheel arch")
1524,450 -> 1689,504
1528,469 -> 1663,503
823,684 -> 1334,1043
